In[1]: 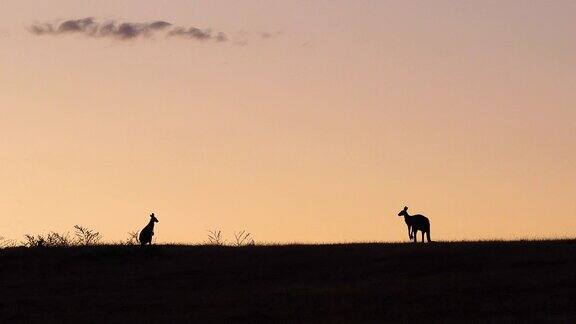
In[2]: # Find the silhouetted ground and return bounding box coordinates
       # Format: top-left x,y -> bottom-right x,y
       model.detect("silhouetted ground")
2,240 -> 576,323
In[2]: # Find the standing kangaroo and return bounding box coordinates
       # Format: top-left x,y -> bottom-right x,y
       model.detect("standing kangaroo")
139,213 -> 159,245
398,206 -> 431,243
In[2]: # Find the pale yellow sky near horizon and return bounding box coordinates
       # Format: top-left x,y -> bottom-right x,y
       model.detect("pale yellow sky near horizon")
0,0 -> 575,243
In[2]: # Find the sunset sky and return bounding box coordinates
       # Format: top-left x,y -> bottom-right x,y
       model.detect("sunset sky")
1,1 -> 574,243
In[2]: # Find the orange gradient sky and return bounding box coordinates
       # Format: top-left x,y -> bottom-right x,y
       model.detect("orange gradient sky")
1,1 -> 575,243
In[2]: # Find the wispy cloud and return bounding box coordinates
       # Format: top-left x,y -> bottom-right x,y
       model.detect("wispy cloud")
29,18 -> 227,42
168,27 -> 227,42
260,31 -> 283,39
29,18 -> 284,47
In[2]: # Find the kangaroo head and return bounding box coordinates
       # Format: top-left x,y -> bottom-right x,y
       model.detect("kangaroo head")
398,206 -> 408,217
150,213 -> 159,223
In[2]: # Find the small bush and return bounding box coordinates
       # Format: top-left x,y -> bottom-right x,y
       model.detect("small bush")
206,230 -> 225,246
126,231 -> 140,245
22,225 -> 102,248
23,234 -> 47,247
46,232 -> 72,247
234,230 -> 255,246
74,225 -> 101,246
22,232 -> 71,247
0,236 -> 16,249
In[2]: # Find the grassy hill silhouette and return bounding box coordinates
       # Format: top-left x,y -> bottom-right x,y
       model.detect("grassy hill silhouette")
2,240 -> 576,322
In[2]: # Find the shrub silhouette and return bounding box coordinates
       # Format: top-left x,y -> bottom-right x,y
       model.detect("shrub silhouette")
126,230 -> 140,245
22,234 -> 45,247
234,230 -> 255,246
22,225 -> 101,248
23,232 -> 71,247
74,225 -> 102,245
206,229 -> 225,246
48,232 -> 72,246
0,236 -> 16,249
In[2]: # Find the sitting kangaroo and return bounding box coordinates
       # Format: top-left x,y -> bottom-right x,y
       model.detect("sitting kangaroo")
398,206 -> 431,243
139,213 -> 159,245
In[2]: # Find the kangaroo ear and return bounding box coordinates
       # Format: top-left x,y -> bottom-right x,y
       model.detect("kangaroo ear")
403,206 -> 408,211
150,213 -> 154,217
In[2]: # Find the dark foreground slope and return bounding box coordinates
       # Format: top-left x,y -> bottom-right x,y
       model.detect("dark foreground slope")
2,241 -> 576,323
